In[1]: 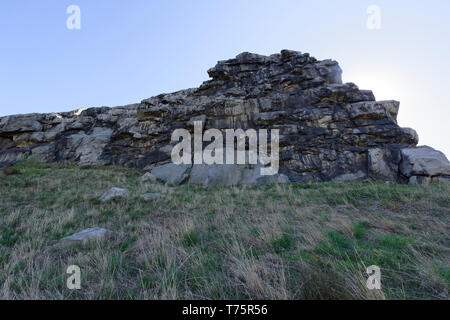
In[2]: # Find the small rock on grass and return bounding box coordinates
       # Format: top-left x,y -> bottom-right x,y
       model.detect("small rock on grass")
99,187 -> 128,202
61,227 -> 112,246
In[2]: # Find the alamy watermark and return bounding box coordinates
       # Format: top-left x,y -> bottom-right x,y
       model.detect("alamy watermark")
64,5 -> 382,31
67,265 -> 81,290
366,265 -> 381,290
66,5 -> 81,30
366,5 -> 381,30
171,121 -> 280,176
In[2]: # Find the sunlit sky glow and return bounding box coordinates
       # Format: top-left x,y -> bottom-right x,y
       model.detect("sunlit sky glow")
1,0 -> 449,156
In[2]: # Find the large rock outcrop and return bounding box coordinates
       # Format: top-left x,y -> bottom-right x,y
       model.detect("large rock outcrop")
1,50 -> 449,185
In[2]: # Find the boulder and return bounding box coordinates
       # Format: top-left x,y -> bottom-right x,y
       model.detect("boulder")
188,163 -> 290,186
99,187 -> 129,202
368,148 -> 401,182
151,163 -> 191,185
400,146 -> 450,177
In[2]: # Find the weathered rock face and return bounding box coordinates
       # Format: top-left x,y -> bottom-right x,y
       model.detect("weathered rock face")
1,50 -> 449,185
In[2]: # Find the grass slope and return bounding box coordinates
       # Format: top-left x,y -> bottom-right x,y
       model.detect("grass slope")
0,158 -> 448,300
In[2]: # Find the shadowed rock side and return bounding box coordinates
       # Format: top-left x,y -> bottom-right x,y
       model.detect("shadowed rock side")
1,50 -> 449,185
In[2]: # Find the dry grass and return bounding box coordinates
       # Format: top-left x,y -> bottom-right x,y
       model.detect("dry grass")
0,158 -> 448,300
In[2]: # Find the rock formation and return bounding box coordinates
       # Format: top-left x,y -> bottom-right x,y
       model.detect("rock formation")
1,50 -> 449,185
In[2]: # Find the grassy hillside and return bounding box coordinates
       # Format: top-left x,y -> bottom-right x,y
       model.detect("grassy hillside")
0,158 -> 448,300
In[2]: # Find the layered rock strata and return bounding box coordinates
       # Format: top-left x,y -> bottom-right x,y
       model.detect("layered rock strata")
1,50 -> 449,185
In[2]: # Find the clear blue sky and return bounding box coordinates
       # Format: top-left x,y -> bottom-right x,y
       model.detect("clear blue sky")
1,0 -> 449,156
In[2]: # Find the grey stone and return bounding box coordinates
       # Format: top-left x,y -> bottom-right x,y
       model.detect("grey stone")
332,171 -> 367,182
151,163 -> 191,185
187,115 -> 207,127
31,144 -> 54,162
251,111 -> 287,123
256,173 -> 290,185
99,187 -> 129,202
71,127 -> 113,165
0,115 -> 42,133
0,148 -> 31,165
188,164 -> 245,186
401,127 -> 419,146
140,172 -> 157,183
188,163 -> 290,186
343,101 -> 396,121
61,227 -> 112,246
368,148 -> 400,181
400,146 -> 450,177
408,176 -> 431,185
